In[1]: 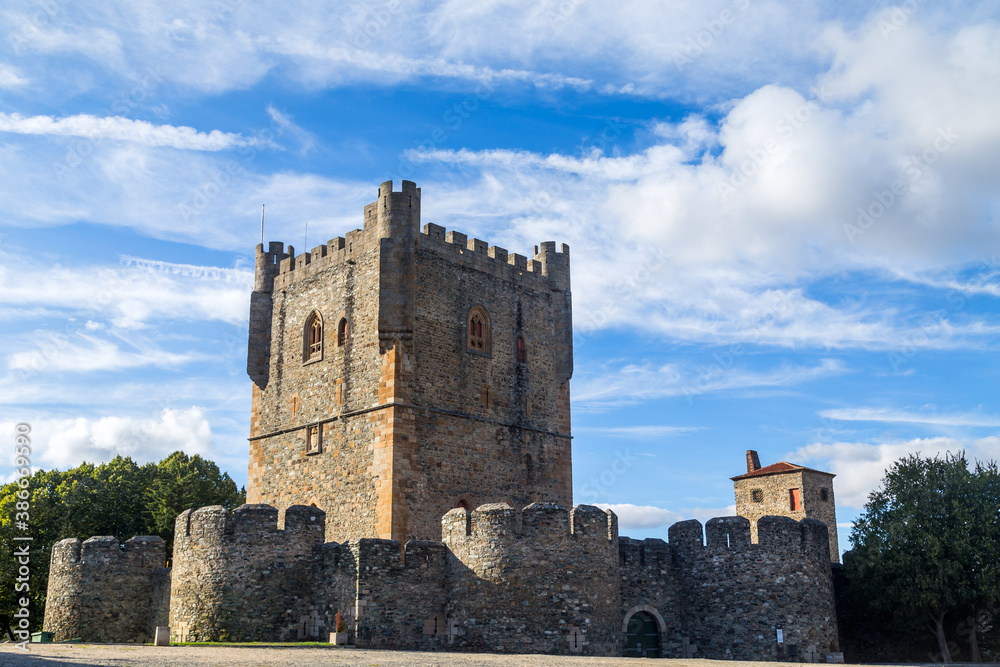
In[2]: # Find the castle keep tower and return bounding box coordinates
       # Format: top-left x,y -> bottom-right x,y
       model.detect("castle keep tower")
732,450 -> 840,562
246,181 -> 573,543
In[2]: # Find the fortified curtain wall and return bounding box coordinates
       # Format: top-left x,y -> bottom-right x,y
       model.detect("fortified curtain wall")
44,503 -> 840,659
620,514 -> 840,660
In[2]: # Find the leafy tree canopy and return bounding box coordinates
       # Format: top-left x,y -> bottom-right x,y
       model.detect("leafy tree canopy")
0,451 -> 244,632
846,451 -> 1000,662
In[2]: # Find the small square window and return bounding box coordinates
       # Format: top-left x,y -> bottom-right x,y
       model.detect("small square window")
751,488 -> 764,503
305,425 -> 322,455
820,488 -> 829,502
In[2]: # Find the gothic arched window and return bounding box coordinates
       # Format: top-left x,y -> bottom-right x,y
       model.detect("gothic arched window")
338,317 -> 349,347
467,306 -> 490,354
303,311 -> 323,363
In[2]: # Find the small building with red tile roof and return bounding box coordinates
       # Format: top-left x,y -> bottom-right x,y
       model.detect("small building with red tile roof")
732,450 -> 840,562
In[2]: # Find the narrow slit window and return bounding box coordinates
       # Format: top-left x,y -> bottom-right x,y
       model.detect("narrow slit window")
516,336 -> 527,363
337,318 -> 349,347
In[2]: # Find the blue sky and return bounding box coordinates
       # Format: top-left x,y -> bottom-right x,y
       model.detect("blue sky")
2,1 -> 999,555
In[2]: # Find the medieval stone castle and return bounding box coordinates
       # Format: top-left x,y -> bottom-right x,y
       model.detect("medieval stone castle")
43,181 -> 842,660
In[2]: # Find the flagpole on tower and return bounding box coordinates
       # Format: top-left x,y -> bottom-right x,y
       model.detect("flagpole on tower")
260,204 -> 265,245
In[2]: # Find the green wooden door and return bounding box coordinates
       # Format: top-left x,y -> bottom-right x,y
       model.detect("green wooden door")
625,611 -> 660,658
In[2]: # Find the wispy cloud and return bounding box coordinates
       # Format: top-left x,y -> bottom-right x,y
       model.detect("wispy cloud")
0,258 -> 252,328
820,407 -> 1000,428
0,63 -> 28,88
574,358 -> 847,406
8,335 -> 199,373
575,425 -> 699,439
791,436 -> 1000,508
0,113 -> 269,151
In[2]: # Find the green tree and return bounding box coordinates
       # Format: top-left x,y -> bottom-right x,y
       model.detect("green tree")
1,451 -> 244,632
146,451 -> 245,552
846,452 -> 1000,662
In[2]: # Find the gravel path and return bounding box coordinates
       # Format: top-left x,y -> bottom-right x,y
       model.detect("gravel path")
0,644 -> 898,667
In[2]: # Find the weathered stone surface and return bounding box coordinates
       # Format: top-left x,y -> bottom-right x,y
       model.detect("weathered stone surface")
245,181 -> 573,544
42,535 -> 168,643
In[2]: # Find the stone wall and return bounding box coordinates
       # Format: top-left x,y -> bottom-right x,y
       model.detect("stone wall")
168,504 -> 325,642
45,503 -> 840,661
42,535 -> 168,643
618,536 -> 685,655
665,515 -> 840,660
442,503 -> 621,656
350,539 -> 450,650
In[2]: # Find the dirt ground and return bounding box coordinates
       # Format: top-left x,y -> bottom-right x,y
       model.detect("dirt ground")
0,643 -> 921,667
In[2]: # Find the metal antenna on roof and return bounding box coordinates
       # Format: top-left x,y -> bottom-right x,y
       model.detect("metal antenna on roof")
260,204 -> 265,245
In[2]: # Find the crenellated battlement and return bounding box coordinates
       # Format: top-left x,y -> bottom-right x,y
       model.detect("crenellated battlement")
420,222 -> 570,292
47,502 -> 838,659
175,503 -> 325,545
49,535 -> 166,567
257,179 -> 569,294
664,514 -> 831,559
442,502 -> 616,546
622,515 -> 839,660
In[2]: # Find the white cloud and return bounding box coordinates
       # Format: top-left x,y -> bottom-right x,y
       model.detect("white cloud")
0,257 -> 252,328
403,16 -> 1000,351
8,335 -> 198,373
1,407 -> 213,470
596,503 -> 737,531
0,112 -> 268,151
790,436 -> 1000,509
573,358 -> 847,406
820,407 -> 1000,428
574,425 -> 699,439
0,63 -> 28,88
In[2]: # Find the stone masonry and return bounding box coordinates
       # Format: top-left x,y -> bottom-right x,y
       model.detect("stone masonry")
733,450 -> 840,562
246,180 -> 573,544
44,502 -> 840,659
42,535 -> 169,642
